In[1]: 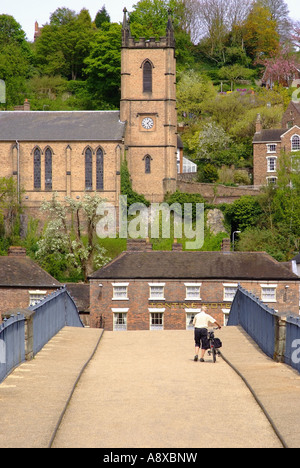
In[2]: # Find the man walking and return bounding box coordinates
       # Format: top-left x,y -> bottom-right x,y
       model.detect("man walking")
193,306 -> 221,362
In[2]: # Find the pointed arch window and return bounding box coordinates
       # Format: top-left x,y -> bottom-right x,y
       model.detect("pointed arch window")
45,147 -> 53,190
143,60 -> 153,93
144,154 -> 152,174
96,147 -> 104,190
33,147 -> 41,189
85,147 -> 93,190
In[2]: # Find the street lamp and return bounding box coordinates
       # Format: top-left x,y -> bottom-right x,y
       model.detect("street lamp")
232,231 -> 241,251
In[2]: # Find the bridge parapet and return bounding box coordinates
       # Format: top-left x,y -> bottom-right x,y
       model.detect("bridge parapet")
228,285 -> 300,372
1,286 -> 83,383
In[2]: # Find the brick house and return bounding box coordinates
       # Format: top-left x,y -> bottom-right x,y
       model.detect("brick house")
253,102 -> 300,186
89,240 -> 300,331
0,9 -> 178,222
0,247 -> 61,321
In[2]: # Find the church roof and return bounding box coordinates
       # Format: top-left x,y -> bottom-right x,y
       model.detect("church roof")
0,111 -> 126,142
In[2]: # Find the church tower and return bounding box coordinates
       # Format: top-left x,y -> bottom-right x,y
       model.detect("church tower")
120,8 -> 178,202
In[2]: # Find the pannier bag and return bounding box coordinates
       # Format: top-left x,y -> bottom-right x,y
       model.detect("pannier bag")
213,338 -> 222,349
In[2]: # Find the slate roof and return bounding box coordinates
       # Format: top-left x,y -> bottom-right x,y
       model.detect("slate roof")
89,251 -> 300,281
253,128 -> 286,143
0,256 -> 61,288
0,111 -> 126,141
65,283 -> 90,312
293,253 -> 300,264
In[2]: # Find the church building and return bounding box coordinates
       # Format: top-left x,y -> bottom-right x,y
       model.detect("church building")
0,9 -> 178,217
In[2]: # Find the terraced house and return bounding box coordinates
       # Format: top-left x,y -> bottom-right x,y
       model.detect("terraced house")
89,240 -> 300,331
253,101 -> 300,186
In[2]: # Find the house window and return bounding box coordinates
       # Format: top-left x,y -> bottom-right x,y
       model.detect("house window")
112,283 -> 129,300
291,135 -> 300,151
144,155 -> 151,174
267,157 -> 277,172
45,147 -> 52,190
143,60 -> 152,93
112,309 -> 129,331
96,148 -> 104,190
267,144 -> 277,153
185,309 -> 201,330
85,147 -> 93,190
149,283 -> 165,300
185,283 -> 202,300
33,147 -> 41,189
149,308 -> 165,330
267,177 -> 277,186
261,284 -> 277,303
29,290 -> 46,306
223,284 -> 238,302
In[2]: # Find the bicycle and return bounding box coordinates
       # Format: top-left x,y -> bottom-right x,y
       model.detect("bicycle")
207,327 -> 222,363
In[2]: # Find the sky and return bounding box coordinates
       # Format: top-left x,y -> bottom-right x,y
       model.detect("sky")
1,0 -> 300,42
0,0 -> 137,41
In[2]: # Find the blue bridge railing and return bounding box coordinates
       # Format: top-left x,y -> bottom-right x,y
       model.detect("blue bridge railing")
228,285 -> 277,359
284,315 -> 300,373
0,313 -> 25,383
0,286 -> 83,383
29,286 -> 84,356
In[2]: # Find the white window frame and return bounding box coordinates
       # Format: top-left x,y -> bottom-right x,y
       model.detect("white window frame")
185,308 -> 201,330
29,290 -> 47,306
291,134 -> 300,152
184,283 -> 202,300
112,283 -> 129,300
112,308 -> 129,331
266,144 -> 277,153
223,283 -> 238,302
222,309 -> 230,326
266,156 -> 277,172
260,284 -> 277,303
266,176 -> 278,186
149,308 -> 165,330
149,283 -> 165,300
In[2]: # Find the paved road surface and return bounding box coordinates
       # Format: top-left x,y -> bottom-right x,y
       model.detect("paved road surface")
1,326 -> 300,448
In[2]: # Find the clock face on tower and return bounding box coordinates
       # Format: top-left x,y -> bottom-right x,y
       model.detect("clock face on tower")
141,117 -> 154,130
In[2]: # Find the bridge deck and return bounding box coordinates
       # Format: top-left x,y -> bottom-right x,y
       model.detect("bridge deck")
0,326 -> 300,448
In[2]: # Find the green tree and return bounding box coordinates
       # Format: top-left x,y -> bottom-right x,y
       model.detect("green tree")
34,8 -> 94,80
84,23 -> 122,108
218,64 -> 255,91
37,194 -> 111,282
0,15 -> 32,107
176,70 -> 216,123
243,3 -> 280,60
0,177 -> 22,239
225,195 -> 263,231
95,5 -> 111,28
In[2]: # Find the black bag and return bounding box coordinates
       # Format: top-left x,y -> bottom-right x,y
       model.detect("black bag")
213,338 -> 222,349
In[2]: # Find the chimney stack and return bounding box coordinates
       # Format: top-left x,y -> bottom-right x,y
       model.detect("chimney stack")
255,113 -> 262,133
221,238 -> 231,252
172,239 -> 183,251
8,246 -> 27,257
127,239 -> 152,252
